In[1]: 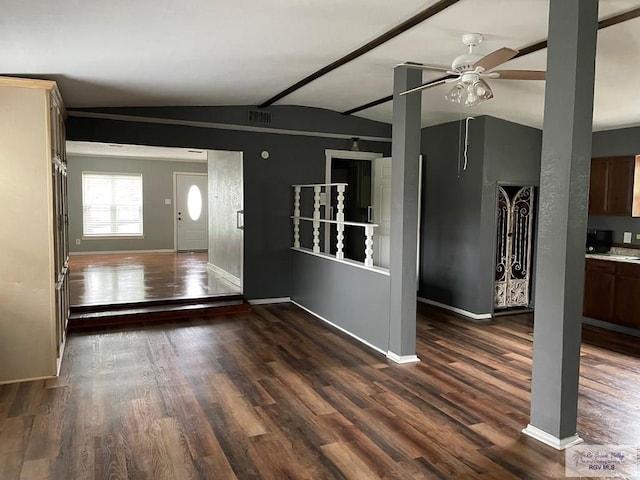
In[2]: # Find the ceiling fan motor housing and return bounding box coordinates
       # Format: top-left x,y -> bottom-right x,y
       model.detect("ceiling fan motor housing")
451,33 -> 485,75
451,53 -> 482,75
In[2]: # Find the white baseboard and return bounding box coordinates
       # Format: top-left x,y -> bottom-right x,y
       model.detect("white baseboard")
70,249 -> 175,255
291,301 -> 387,357
207,262 -> 241,287
249,297 -> 291,305
418,297 -> 492,320
522,424 -> 583,450
386,352 -> 420,364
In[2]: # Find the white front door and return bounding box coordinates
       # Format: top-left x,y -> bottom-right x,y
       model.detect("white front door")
176,173 -> 208,251
373,157 -> 392,268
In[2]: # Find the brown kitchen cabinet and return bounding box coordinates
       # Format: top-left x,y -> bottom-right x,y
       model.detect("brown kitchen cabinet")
583,259 -> 615,322
583,258 -> 640,330
612,263 -> 640,329
588,155 -> 640,216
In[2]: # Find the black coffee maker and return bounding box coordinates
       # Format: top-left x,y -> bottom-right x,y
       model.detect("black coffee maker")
586,229 -> 613,253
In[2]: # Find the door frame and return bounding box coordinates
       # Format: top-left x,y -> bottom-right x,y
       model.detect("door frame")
324,149 -> 383,254
173,172 -> 208,251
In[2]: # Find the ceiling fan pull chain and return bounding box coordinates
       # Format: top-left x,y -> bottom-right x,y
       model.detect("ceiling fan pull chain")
464,116 -> 475,171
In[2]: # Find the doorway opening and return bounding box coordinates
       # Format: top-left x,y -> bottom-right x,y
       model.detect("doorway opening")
66,141 -> 244,307
324,149 -> 382,263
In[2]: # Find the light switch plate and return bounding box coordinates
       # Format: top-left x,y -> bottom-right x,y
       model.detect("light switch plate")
636,233 -> 640,240
165,199 -> 172,205
624,231 -> 632,243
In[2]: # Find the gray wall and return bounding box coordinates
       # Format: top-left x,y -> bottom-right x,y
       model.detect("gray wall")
419,117 -> 486,314
419,115 -> 542,315
478,116 -> 542,313
67,105 -> 392,299
290,250 -> 391,352
68,155 -> 206,252
589,126 -> 640,245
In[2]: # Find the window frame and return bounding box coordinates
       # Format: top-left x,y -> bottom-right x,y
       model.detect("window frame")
81,171 -> 144,239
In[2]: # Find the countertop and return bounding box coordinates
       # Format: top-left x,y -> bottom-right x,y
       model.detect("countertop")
586,253 -> 640,264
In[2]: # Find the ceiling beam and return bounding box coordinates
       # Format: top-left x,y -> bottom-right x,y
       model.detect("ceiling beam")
257,0 -> 461,108
343,5 -> 640,116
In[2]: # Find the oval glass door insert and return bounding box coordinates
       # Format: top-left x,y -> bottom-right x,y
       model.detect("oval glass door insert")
187,185 -> 202,221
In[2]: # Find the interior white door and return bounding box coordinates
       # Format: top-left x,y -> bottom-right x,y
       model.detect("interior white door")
373,157 -> 392,268
372,155 -> 422,280
176,173 -> 208,251
207,150 -> 244,288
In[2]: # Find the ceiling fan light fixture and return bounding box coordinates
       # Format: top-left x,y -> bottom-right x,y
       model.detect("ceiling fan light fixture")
445,83 -> 465,104
473,78 -> 493,101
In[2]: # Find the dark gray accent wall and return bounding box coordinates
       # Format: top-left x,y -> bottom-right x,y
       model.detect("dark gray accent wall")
67,106 -> 391,300
290,250 -> 390,352
67,155 -> 206,252
72,105 -> 392,140
588,126 -> 640,245
419,117 -> 486,314
419,115 -> 542,315
592,126 -> 640,157
478,116 -> 542,313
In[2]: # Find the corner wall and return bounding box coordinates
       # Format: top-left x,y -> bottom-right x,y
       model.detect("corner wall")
419,116 -> 542,316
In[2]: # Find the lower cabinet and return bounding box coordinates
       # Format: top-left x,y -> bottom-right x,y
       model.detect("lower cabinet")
583,260 -> 615,322
612,263 -> 640,329
583,258 -> 640,330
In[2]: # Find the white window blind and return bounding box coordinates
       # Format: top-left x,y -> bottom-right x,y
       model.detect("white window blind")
82,173 -> 143,236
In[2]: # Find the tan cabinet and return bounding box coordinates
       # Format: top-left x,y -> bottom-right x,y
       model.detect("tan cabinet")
588,156 -> 640,216
0,77 -> 68,384
583,258 -> 640,330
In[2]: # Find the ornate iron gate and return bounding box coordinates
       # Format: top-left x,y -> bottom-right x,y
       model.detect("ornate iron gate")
495,186 -> 535,308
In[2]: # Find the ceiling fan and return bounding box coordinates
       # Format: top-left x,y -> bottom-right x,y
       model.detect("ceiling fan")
400,33 -> 545,107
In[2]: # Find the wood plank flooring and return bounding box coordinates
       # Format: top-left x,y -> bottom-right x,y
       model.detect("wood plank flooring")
69,252 -> 240,306
1,303 -> 639,479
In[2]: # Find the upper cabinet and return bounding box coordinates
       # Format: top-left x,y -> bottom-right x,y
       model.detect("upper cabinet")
589,155 -> 640,216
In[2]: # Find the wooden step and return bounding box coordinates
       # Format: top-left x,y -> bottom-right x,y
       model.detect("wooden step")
68,295 -> 251,330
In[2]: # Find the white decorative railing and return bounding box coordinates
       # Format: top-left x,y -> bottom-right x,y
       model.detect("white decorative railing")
291,183 -> 379,267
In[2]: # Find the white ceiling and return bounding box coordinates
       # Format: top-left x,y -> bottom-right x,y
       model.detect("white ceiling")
1,0 -> 639,131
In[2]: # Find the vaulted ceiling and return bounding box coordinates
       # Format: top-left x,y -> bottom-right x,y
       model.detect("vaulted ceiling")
2,0 -> 639,131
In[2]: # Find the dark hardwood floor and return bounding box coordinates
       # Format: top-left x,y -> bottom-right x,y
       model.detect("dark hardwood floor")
0,303 -> 638,479
69,252 -> 240,306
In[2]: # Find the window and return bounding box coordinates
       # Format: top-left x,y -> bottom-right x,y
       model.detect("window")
82,172 -> 143,237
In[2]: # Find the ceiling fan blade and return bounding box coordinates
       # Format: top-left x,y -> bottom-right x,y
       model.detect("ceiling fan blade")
399,75 -> 459,96
491,69 -> 546,80
474,47 -> 518,71
400,62 -> 451,73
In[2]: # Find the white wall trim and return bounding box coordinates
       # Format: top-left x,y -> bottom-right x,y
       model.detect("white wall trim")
248,297 -> 291,305
386,352 -> 420,364
67,111 -> 392,143
291,247 -> 390,276
291,301 -> 387,357
522,425 -> 584,450
417,297 -> 492,320
207,262 -> 241,287
70,249 -> 175,255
